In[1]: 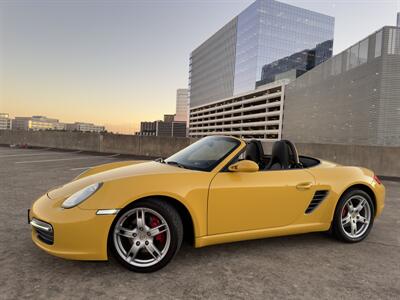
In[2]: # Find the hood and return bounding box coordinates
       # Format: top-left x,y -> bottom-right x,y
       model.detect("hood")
47,161 -> 190,200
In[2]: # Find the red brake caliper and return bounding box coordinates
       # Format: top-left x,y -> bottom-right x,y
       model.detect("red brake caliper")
149,216 -> 166,245
342,206 -> 348,218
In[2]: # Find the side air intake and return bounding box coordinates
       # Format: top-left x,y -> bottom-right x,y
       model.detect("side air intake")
305,190 -> 329,214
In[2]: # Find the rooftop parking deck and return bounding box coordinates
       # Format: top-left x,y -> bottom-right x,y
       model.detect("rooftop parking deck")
1,146 -> 399,299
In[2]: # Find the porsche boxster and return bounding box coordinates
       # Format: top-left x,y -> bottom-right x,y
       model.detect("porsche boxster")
29,136 -> 385,272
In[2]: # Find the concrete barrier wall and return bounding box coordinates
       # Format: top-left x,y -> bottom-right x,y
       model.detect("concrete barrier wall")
0,130 -> 191,158
0,130 -> 399,177
0,130 -> 102,152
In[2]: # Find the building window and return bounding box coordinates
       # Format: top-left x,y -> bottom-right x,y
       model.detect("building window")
345,38 -> 369,71
387,28 -> 399,55
375,30 -> 382,57
346,43 -> 359,70
358,38 -> 368,64
331,53 -> 342,76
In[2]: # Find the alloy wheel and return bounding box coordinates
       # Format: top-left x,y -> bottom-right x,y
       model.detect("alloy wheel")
340,195 -> 372,239
113,207 -> 171,268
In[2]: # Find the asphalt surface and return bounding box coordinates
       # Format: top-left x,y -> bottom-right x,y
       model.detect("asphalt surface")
1,146 -> 399,300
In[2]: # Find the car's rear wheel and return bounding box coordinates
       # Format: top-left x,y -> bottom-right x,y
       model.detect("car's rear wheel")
332,189 -> 375,242
109,199 -> 183,272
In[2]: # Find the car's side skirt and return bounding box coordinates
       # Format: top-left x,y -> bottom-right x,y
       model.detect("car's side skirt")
194,222 -> 331,248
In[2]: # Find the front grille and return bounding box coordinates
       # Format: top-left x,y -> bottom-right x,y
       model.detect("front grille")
35,227 -> 54,245
305,190 -> 329,214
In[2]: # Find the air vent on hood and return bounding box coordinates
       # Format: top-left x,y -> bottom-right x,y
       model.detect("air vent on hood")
305,190 -> 329,214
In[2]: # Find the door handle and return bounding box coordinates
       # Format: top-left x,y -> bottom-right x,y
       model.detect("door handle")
296,182 -> 313,190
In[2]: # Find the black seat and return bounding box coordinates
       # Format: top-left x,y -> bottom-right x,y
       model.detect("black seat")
245,140 -> 265,169
265,140 -> 301,170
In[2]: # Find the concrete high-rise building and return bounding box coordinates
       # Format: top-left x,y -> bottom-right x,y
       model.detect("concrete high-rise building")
282,26 -> 400,146
137,119 -> 186,137
0,113 -> 12,130
138,121 -> 157,136
163,114 -> 175,123
175,89 -> 189,122
189,0 -> 334,108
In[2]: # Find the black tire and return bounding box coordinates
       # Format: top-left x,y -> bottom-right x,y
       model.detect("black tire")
109,198 -> 183,272
331,189 -> 375,243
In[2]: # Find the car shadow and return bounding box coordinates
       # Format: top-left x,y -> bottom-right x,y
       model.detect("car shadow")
27,231 -> 335,276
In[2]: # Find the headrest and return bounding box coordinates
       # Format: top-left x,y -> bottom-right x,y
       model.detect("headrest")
245,140 -> 265,169
281,140 -> 300,165
267,140 -> 300,169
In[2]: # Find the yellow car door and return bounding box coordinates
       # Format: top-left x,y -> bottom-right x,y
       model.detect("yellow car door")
208,169 -> 316,235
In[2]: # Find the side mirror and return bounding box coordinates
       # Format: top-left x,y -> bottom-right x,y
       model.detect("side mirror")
228,160 -> 259,173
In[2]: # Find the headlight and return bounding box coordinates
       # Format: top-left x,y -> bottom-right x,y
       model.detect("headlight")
62,182 -> 102,209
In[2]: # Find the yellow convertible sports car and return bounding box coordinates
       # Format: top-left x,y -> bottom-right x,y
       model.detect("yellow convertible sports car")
29,136 -> 385,272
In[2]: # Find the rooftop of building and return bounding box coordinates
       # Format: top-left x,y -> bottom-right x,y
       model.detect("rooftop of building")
191,0 -> 334,55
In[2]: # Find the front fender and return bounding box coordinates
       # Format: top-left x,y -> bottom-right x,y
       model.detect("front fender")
77,172 -> 214,238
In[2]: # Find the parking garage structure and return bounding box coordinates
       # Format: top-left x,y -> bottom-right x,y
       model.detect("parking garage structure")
188,80 -> 288,141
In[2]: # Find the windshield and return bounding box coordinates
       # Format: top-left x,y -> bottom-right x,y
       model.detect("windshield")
164,136 -> 241,171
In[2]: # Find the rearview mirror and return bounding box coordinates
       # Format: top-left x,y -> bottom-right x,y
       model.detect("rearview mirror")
228,160 -> 259,173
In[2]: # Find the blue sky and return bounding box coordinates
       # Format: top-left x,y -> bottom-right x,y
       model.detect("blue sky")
1,0 -> 399,133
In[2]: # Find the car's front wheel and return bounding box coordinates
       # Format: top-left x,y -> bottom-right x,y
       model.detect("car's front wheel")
109,199 -> 183,272
332,189 -> 375,242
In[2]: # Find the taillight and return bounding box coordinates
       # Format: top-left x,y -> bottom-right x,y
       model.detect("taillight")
373,175 -> 382,185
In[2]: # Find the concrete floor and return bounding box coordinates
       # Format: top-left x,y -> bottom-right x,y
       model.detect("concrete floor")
1,146 -> 399,299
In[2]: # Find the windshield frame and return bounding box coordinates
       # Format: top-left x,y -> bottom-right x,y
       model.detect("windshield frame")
163,136 -> 242,172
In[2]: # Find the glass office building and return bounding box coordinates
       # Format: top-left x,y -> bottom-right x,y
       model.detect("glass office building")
255,39 -> 333,87
189,0 -> 334,108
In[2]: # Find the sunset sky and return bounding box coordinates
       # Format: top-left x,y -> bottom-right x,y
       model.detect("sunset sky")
1,0 -> 399,134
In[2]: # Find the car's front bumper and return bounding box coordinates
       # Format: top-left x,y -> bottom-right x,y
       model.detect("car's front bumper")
29,193 -> 116,260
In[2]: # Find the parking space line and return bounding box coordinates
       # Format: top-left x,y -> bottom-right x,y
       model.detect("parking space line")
0,150 -> 81,158
0,147 -> 52,153
0,152 -> 51,158
70,167 -> 91,171
15,155 -> 116,164
0,149 -> 43,155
